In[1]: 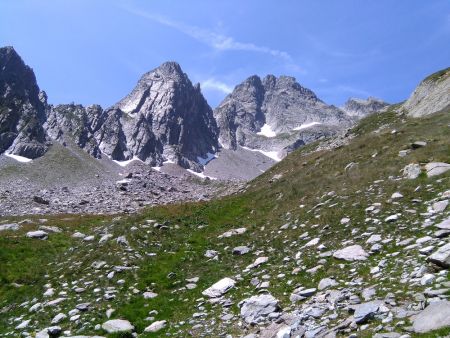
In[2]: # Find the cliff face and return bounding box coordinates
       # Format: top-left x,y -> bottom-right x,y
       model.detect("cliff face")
214,74 -> 353,156
0,46 -> 48,158
403,67 -> 450,118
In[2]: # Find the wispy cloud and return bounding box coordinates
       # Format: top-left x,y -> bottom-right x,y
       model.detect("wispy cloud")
201,78 -> 233,94
121,6 -> 301,69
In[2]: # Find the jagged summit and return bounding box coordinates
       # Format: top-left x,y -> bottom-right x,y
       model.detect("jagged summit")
0,46 -> 48,159
341,97 -> 389,118
214,73 -> 352,154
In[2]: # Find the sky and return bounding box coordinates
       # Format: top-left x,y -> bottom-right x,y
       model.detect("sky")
1,0 -> 449,108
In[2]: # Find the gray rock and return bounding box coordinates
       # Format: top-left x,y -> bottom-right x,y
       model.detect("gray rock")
352,301 -> 382,324
202,277 -> 235,298
318,278 -> 338,290
232,246 -> 251,255
239,294 -> 281,324
144,320 -> 167,332
101,319 -> 134,333
333,245 -> 369,261
436,216 -> 450,230
402,163 -> 421,179
0,223 -> 20,231
427,243 -> 450,268
412,300 -> 450,333
26,230 -> 48,239
425,162 -> 450,177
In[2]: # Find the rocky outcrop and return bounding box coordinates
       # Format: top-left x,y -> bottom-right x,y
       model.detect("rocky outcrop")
213,74 -> 353,156
403,67 -> 450,117
0,46 -> 48,158
341,97 -> 389,118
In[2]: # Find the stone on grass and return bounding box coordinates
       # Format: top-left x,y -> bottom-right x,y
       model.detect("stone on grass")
143,291 -> 158,299
427,243 -> 450,268
412,301 -> 450,333
232,246 -> 250,255
425,162 -> 450,177
26,230 -> 48,239
402,163 -> 421,179
436,216 -> 450,230
333,245 -> 369,261
202,277 -> 235,298
0,223 -> 20,231
144,320 -> 167,333
218,227 -> 247,238
240,294 -> 281,324
101,319 -> 134,333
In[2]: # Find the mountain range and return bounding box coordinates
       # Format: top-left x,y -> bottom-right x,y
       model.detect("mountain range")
0,46 -> 391,177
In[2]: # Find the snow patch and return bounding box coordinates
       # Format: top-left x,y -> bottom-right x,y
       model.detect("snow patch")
113,157 -> 144,167
152,166 -> 161,172
187,169 -> 217,180
197,152 -> 216,166
293,122 -> 321,131
257,123 -> 277,138
4,153 -> 33,163
241,146 -> 282,162
163,159 -> 175,164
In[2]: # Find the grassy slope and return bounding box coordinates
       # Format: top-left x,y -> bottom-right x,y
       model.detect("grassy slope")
0,108 -> 449,337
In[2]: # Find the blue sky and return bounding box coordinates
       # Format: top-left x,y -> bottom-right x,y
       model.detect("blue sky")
1,1 -> 449,108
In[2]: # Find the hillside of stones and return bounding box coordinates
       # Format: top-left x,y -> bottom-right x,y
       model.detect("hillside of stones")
0,84 -> 449,338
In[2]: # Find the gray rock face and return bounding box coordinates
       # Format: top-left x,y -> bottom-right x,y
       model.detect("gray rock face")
412,300 -> 450,333
0,46 -> 48,158
351,300 -> 382,324
213,74 -> 353,157
45,103 -> 104,158
341,97 -> 389,118
403,67 -> 450,118
101,61 -> 219,170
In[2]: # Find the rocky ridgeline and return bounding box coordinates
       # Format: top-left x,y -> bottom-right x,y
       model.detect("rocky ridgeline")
1,47 -> 218,172
1,46 -> 391,175
341,97 -> 389,119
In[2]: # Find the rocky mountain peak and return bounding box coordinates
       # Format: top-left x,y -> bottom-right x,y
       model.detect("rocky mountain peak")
341,97 -> 389,118
0,46 -> 48,158
214,73 -> 352,153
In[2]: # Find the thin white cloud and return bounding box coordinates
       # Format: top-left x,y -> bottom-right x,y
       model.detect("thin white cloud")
201,78 -> 233,94
121,6 -> 298,67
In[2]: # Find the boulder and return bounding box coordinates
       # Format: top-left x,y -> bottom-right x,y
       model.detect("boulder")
333,245 -> 369,261
425,162 -> 450,177
144,320 -> 167,332
26,230 -> 48,239
412,301 -> 450,333
427,243 -> 450,268
101,319 -> 134,333
239,294 -> 281,324
202,277 -> 235,298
